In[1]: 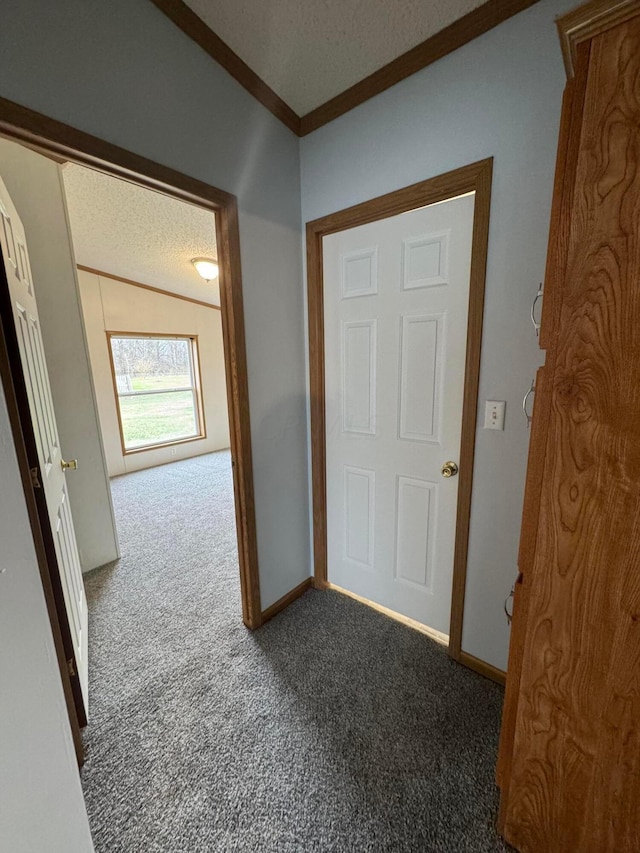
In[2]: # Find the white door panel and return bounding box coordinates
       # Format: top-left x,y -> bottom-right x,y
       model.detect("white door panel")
0,176 -> 88,712
324,193 -> 475,635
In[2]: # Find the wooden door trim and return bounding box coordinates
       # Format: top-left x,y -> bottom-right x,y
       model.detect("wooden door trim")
298,0 -> 542,135
149,0 -> 542,138
306,158 -> 493,669
0,96 -> 262,741
148,0 -> 300,135
459,651 -> 506,686
557,0 -> 640,77
261,577 -> 313,624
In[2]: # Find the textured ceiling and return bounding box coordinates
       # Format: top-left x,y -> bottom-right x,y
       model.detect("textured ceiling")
62,164 -> 220,305
182,0 -> 490,115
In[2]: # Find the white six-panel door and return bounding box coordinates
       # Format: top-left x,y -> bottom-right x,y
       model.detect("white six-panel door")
0,175 -> 88,712
324,193 -> 475,636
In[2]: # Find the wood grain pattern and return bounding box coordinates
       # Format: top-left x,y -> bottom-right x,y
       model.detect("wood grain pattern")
538,83 -> 576,349
500,51 -> 591,791
557,0 -> 640,77
498,47 -> 591,795
539,42 -> 593,352
306,159 -> 493,666
503,14 -> 640,851
77,266 -> 221,311
298,0 -> 542,135
496,367 -> 550,796
147,0 -> 301,135
261,577 -> 312,623
0,99 -> 262,632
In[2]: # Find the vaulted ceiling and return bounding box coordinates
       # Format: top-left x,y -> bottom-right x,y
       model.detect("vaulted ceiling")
151,0 -> 541,134
60,1 -> 542,302
181,0 -> 490,115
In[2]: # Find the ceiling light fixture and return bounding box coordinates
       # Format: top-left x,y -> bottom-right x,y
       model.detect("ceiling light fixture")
191,257 -> 219,281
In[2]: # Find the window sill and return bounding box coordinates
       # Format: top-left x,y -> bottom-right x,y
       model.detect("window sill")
123,432 -> 206,456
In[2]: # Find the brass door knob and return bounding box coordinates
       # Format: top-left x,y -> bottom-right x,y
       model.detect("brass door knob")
61,458 -> 78,471
441,461 -> 459,478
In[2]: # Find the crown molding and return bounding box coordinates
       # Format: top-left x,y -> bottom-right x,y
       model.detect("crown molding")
148,0 -> 301,134
76,266 -> 221,310
151,0 -> 543,138
299,0 -> 542,135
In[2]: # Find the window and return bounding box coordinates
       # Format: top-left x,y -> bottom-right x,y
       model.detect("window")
108,333 -> 205,453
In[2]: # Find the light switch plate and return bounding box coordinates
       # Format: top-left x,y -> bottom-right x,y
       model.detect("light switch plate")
484,400 -> 506,430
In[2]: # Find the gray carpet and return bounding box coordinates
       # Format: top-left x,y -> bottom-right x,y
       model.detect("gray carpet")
81,451 -> 508,852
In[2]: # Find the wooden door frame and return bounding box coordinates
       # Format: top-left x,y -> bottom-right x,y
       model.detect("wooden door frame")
0,96 -> 262,756
306,158 -> 493,670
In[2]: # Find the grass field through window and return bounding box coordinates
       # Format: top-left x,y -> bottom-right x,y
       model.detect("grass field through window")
129,374 -> 191,392
120,374 -> 198,449
110,332 -> 204,452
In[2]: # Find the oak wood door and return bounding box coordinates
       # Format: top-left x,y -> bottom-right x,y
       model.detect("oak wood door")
0,175 -> 88,716
502,15 -> 640,852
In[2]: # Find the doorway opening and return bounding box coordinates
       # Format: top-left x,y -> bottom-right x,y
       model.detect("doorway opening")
306,159 -> 496,681
0,99 -> 262,763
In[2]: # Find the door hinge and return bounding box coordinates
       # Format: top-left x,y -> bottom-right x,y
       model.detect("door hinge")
67,657 -> 76,678
30,466 -> 42,489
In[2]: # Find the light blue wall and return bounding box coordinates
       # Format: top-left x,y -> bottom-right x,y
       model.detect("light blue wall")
0,11 -> 583,847
0,0 -> 310,609
300,0 -> 576,670
0,5 -> 311,844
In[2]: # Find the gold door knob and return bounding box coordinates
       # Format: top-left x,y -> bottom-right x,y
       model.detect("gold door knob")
61,458 -> 78,471
441,461 -> 458,478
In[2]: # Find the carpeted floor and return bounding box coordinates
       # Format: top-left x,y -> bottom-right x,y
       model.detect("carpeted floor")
81,451 -> 509,852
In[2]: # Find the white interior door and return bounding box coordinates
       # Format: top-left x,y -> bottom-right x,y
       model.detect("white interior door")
324,192 -> 475,636
0,175 -> 88,712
